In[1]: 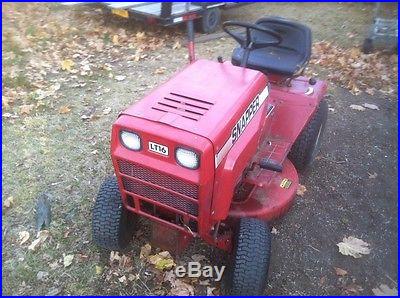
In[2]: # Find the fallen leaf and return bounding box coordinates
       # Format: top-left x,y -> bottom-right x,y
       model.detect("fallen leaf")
154,67 -> 166,74
63,254 -> 74,267
47,287 -> 61,295
349,104 -> 366,111
337,236 -> 371,258
148,251 -> 176,270
372,284 -> 398,296
18,231 -> 30,245
112,35 -> 119,45
28,230 -> 50,251
36,271 -> 49,280
59,106 -> 71,114
20,104 -> 35,115
3,196 -> 14,208
199,279 -> 211,286
173,41 -> 182,50
271,227 -> 279,235
368,172 -> 378,179
207,287 -> 216,296
2,113 -> 19,119
344,283 -> 363,294
115,75 -> 126,81
191,254 -> 206,262
102,107 -> 111,115
297,184 -> 307,197
170,279 -> 195,296
363,103 -> 379,110
95,265 -> 103,275
61,59 -> 75,71
118,275 -> 127,283
334,267 -> 348,276
140,243 -> 152,260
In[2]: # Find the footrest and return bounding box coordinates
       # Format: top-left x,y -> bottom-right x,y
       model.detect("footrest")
229,159 -> 299,221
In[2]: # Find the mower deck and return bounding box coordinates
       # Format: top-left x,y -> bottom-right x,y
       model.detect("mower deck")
229,139 -> 298,220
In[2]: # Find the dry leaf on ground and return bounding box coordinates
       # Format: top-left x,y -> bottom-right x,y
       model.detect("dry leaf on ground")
63,254 -> 74,267
363,103 -> 380,110
350,104 -> 366,111
20,104 -> 35,115
3,196 -> 14,208
337,236 -> 371,258
170,279 -> 195,296
18,231 -> 30,245
59,106 -> 71,114
368,172 -> 378,179
154,67 -> 166,74
102,107 -> 111,115
115,75 -> 126,81
372,284 -> 398,296
61,59 -> 75,71
297,184 -> 307,197
28,230 -> 50,251
207,287 -> 216,296
148,251 -> 176,270
191,254 -> 207,262
140,243 -> 152,260
334,267 -> 348,276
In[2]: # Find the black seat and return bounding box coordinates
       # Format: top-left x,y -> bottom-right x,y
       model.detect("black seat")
231,17 -> 312,77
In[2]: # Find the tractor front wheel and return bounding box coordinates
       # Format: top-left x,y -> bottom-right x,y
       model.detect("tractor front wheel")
92,176 -> 136,251
223,218 -> 272,295
288,100 -> 328,172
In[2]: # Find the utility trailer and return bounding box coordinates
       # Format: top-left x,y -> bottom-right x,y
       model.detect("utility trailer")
63,2 -> 248,33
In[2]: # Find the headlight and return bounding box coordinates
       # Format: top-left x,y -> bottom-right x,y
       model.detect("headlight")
120,130 -> 141,151
175,148 -> 200,169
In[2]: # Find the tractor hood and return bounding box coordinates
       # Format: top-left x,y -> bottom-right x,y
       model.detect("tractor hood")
121,59 -> 268,146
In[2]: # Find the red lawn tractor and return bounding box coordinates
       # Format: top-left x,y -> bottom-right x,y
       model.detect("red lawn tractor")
92,17 -> 328,295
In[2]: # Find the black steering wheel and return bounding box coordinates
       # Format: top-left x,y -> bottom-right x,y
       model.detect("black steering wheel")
223,21 -> 282,49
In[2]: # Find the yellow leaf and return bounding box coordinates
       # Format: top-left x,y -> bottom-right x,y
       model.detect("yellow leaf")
95,265 -> 103,275
63,254 -> 74,267
148,251 -> 175,270
59,106 -> 71,114
18,231 -> 30,245
20,104 -> 35,115
61,59 -> 75,71
3,196 -> 14,208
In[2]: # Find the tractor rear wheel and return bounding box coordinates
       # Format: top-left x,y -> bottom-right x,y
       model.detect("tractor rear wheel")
92,176 -> 136,251
288,100 -> 328,172
223,218 -> 272,295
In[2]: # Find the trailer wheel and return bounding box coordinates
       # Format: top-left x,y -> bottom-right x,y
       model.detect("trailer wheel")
223,218 -> 271,295
362,38 -> 374,54
92,176 -> 136,251
288,100 -> 328,172
196,8 -> 221,34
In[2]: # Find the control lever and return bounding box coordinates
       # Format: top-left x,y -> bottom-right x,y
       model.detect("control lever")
259,158 -> 283,172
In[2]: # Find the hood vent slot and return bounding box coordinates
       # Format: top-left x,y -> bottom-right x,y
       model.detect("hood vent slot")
151,92 -> 214,121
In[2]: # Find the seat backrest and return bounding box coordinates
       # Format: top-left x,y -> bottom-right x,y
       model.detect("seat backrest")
255,16 -> 312,64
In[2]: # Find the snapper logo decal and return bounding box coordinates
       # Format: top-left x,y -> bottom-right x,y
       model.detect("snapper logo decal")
215,85 -> 270,168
